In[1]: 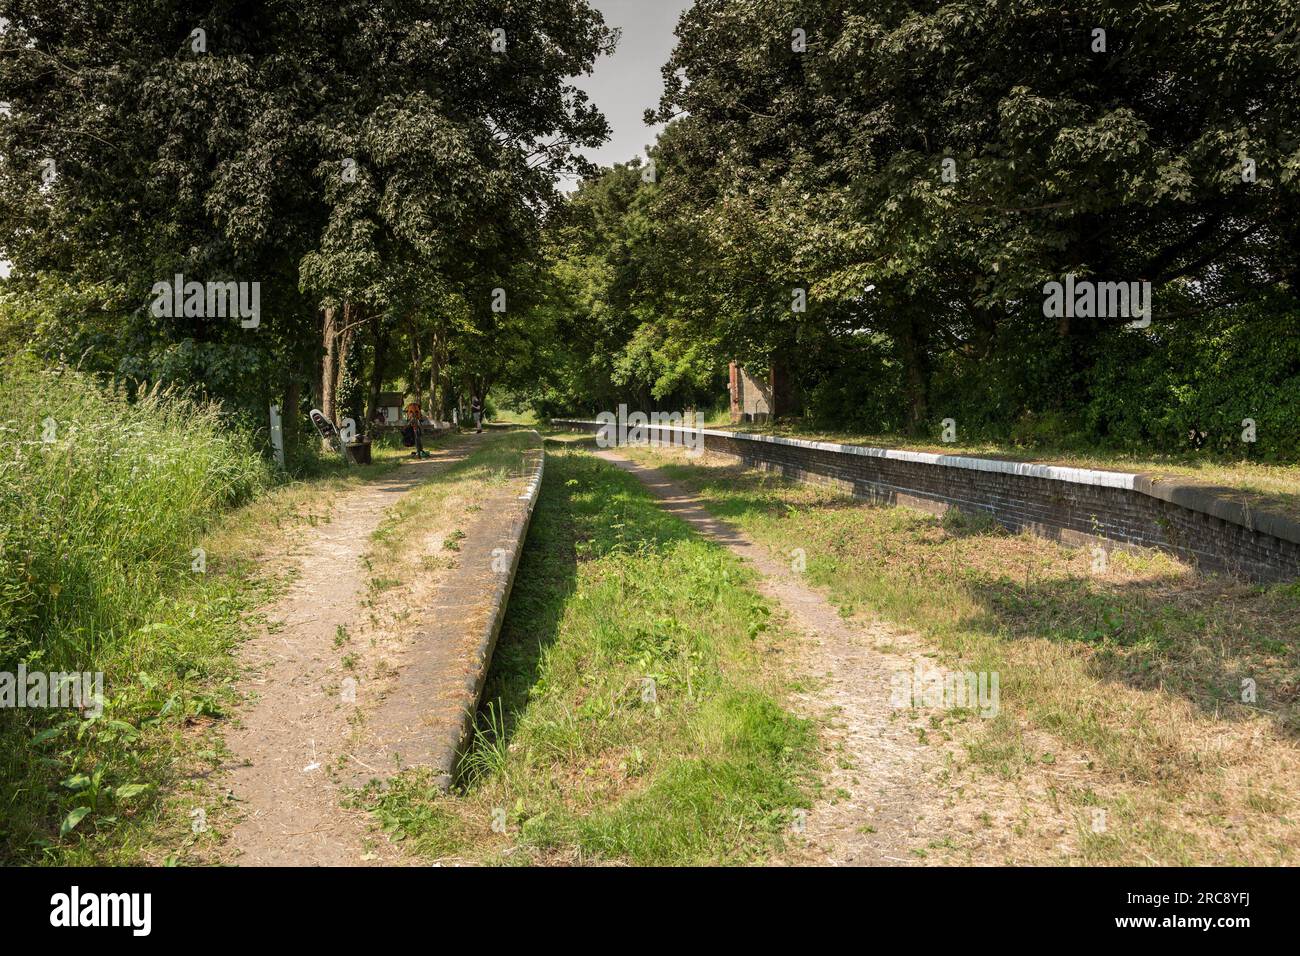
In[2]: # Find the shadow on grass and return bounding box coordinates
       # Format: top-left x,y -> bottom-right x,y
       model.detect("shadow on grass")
959,571 -> 1300,736
471,456 -> 579,757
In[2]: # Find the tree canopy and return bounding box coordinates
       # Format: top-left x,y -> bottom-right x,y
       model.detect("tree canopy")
1,0 -> 614,439
2,1 -> 1297,460
519,0 -> 1299,458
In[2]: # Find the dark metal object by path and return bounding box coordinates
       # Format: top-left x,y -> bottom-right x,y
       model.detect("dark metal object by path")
347,439 -> 372,465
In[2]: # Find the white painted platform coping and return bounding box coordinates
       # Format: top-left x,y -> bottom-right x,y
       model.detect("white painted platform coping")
552,420 -> 1138,490
518,432 -> 546,502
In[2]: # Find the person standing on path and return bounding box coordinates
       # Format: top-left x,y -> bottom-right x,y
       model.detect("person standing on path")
471,395 -> 483,433
405,401 -> 429,458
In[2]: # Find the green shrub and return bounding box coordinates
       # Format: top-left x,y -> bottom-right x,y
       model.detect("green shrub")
1086,304 -> 1300,459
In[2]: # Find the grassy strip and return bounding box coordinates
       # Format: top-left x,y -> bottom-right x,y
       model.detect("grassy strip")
366,430 -> 541,591
366,443 -> 816,865
17,454 -> 432,866
620,444 -> 1300,865
486,408 -> 540,427
333,430 -> 545,762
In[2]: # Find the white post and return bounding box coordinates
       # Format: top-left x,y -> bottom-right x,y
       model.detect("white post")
269,404 -> 285,468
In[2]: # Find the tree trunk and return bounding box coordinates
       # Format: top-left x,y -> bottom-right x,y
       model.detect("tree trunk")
429,327 -> 442,424
285,378 -> 301,459
320,305 -> 339,426
409,313 -> 423,416
366,316 -> 389,432
336,302 -> 359,430
897,317 -> 930,436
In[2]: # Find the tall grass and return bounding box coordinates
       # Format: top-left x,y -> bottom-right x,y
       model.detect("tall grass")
0,356 -> 271,861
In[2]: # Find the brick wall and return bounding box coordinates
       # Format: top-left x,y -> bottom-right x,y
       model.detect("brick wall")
552,419 -> 1300,583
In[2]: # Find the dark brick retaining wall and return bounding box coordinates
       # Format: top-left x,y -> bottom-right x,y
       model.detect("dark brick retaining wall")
552,419 -> 1300,582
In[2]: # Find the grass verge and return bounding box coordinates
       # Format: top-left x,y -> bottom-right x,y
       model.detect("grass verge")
365,442 -> 816,865
0,356 -> 436,863
618,443 -> 1300,865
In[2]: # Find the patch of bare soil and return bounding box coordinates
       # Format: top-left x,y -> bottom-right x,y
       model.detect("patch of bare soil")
217,439 -> 478,866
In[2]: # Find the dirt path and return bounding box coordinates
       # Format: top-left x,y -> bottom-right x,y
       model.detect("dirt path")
220,438 -> 479,866
596,449 -> 948,865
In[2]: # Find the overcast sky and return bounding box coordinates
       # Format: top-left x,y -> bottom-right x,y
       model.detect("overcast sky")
565,0 -> 693,189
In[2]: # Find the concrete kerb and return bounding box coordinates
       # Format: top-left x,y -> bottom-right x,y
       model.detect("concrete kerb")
356,431 -> 546,790
439,433 -> 546,787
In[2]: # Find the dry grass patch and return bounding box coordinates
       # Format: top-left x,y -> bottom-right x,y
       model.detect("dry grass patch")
623,444 -> 1300,865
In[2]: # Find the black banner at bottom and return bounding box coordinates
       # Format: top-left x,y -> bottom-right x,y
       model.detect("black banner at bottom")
0,865 -> 1274,942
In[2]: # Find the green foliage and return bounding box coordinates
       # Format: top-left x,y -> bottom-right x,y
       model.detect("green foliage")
525,0 -> 1300,458
0,1 -> 617,421
1086,304 -> 1300,458
0,356 -> 271,861
512,158 -> 727,416
0,357 -> 269,664
373,446 -> 815,864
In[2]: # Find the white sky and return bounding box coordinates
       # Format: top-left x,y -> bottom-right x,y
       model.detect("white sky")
565,0 -> 693,190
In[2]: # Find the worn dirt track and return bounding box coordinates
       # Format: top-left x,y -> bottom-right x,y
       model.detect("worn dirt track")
596,448 -> 946,865
220,439 -> 479,866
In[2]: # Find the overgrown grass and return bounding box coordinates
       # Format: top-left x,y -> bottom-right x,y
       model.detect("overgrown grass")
366,444 -> 816,865
621,443 -> 1300,865
488,406 -> 540,427
0,357 -> 417,863
0,359 -> 272,860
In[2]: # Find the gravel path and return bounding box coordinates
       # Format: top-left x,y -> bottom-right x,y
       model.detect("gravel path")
221,440 -> 478,866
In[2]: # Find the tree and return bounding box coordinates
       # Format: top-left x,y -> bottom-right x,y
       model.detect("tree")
0,0 -> 616,440
644,0 -> 1300,437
